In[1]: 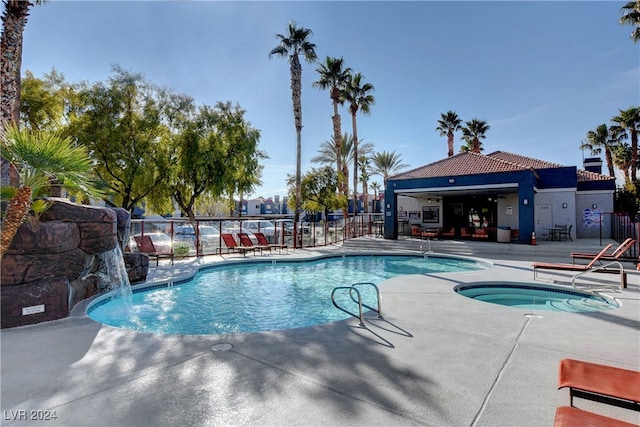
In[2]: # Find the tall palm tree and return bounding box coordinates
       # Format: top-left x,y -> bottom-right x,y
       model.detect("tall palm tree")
461,118 -> 490,153
620,1 -> 640,43
436,111 -> 463,157
269,21 -> 317,224
0,124 -> 101,259
313,56 -> 351,207
1,0 -> 47,129
370,150 -> 408,187
370,181 -> 381,213
343,72 -> 375,216
579,124 -> 616,177
612,107 -> 640,181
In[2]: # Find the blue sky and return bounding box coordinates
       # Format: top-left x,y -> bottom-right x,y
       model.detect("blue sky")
21,1 -> 639,199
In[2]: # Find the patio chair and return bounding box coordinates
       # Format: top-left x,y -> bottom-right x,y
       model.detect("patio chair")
570,238 -> 636,264
254,232 -> 288,253
557,224 -> 572,241
553,406 -> 638,427
532,243 -> 613,280
221,233 -> 254,257
238,233 -> 269,255
557,358 -> 640,411
134,235 -> 174,266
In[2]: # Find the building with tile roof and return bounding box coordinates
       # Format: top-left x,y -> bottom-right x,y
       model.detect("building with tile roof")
383,151 -> 615,242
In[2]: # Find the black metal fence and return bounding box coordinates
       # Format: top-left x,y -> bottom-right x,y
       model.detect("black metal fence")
607,212 -> 639,259
128,214 -> 383,258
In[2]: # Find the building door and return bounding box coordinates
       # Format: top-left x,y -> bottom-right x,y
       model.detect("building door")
535,204 -> 553,239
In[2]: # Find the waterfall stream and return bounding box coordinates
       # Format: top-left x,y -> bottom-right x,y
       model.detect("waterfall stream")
94,246 -> 132,299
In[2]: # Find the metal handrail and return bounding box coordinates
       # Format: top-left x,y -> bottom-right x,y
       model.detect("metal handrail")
331,286 -> 364,326
331,282 -> 383,327
349,282 -> 383,319
571,260 -> 626,291
420,240 -> 432,254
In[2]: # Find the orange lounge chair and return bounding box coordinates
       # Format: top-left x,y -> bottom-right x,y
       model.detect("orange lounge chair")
238,233 -> 269,255
134,235 -> 173,266
570,238 -> 636,264
553,406 -> 638,427
221,233 -> 254,257
557,358 -> 640,411
254,232 -> 288,253
532,243 -> 613,280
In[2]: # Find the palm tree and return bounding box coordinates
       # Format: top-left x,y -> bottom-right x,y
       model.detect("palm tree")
612,107 -> 640,181
620,1 -> 640,43
343,72 -> 375,216
579,124 -> 616,177
269,21 -> 317,224
313,56 -> 351,206
370,150 -> 408,187
0,124 -> 101,259
436,111 -> 463,157
358,155 -> 371,213
612,142 -> 633,185
461,118 -> 490,153
370,181 -> 381,213
1,0 -> 47,129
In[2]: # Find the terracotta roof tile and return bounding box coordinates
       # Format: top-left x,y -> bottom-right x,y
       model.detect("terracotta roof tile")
390,150 -> 614,183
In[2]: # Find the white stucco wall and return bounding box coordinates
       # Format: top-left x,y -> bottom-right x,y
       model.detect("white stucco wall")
496,193 -> 519,231
575,190 -> 614,238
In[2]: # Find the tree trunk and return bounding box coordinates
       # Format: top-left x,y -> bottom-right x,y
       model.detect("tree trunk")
351,111 -> 358,217
0,186 -> 32,259
631,130 -> 637,182
447,130 -> 454,157
290,54 -> 303,223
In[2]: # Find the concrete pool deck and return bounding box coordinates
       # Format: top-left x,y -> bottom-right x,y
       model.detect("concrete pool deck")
1,237 -> 639,426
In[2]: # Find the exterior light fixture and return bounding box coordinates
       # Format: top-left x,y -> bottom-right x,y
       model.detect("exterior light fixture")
592,204 -> 597,209
448,178 -> 455,184
562,203 -> 568,209
386,204 -> 391,209
523,198 -> 529,205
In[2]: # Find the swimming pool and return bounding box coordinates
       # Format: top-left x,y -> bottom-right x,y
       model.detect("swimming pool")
88,254 -> 488,335
454,282 -> 619,312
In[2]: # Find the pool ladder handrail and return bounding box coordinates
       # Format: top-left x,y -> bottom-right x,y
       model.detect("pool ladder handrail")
331,282 -> 383,327
570,260 -> 626,291
420,240 -> 432,254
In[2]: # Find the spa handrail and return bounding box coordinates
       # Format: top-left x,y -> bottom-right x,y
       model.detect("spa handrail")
571,260 -> 626,291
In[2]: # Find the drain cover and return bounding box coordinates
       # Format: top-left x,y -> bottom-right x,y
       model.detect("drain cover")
211,343 -> 233,352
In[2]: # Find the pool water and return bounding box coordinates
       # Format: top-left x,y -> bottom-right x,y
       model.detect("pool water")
88,255 -> 487,335
455,283 -> 619,312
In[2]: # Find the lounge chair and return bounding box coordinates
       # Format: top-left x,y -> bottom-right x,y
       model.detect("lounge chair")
134,235 -> 174,266
532,243 -> 613,280
254,232 -> 288,253
238,233 -> 269,255
221,233 -> 254,257
553,406 -> 638,427
557,358 -> 640,411
570,238 -> 636,264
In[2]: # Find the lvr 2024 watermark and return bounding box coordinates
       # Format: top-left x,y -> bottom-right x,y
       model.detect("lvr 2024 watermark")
3,410 -> 57,421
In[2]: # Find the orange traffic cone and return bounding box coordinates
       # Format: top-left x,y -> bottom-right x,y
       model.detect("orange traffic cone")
531,231 -> 537,245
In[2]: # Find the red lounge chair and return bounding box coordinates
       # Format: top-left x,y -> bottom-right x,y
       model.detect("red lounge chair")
553,406 -> 638,427
238,233 -> 269,255
221,233 -> 253,257
254,232 -> 288,253
134,235 -> 173,265
532,243 -> 613,279
557,358 -> 640,411
571,238 -> 636,264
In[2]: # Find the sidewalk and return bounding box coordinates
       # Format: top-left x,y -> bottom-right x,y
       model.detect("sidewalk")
1,237 -> 638,426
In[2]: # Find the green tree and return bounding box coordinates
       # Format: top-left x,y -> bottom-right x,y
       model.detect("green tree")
343,72 -> 375,216
269,21 -> 317,225
370,150 -> 408,187
620,1 -> 640,43
168,102 -> 265,221
612,142 -> 633,185
0,124 -> 101,259
612,107 -> 640,182
70,66 -> 188,213
436,111 -> 463,157
580,124 -> 616,177
460,118 -> 490,153
289,166 -> 344,221
314,56 -> 351,208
